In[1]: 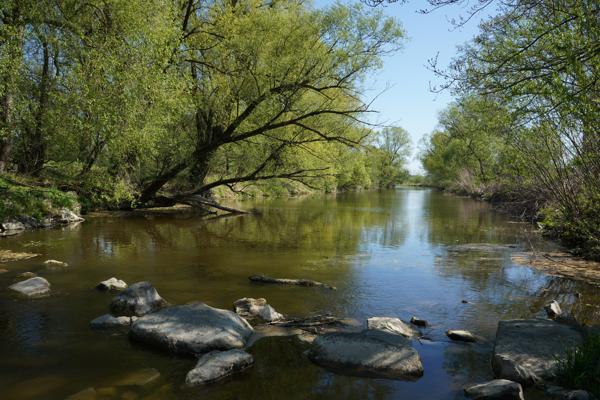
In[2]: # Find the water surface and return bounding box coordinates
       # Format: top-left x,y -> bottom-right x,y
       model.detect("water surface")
1,188 -> 598,399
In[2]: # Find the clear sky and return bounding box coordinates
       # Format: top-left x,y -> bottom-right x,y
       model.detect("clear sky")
313,0 -> 491,173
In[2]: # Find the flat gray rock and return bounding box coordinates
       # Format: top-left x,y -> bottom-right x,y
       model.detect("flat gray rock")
9,277 -> 50,297
110,281 -> 167,316
307,329 -> 423,380
233,297 -> 284,322
185,349 -> 254,386
90,314 -> 136,329
492,319 -> 583,386
367,317 -> 419,338
464,379 -> 524,399
130,303 -> 254,355
96,277 -> 128,291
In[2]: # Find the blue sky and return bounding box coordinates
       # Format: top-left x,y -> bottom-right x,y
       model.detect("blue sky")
313,0 -> 492,173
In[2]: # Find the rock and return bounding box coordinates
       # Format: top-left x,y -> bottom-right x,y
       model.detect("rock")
8,277 -> 50,297
492,319 -> 583,386
447,330 -> 476,342
546,386 -> 592,400
65,387 -> 96,400
55,208 -> 84,224
307,329 -> 424,380
464,379 -> 524,400
115,368 -> 161,387
545,300 -> 562,318
90,314 -> 136,329
410,316 -> 428,327
367,317 -> 419,338
130,302 -> 253,355
296,333 -> 318,344
96,277 -> 128,291
1,221 -> 26,232
462,299 -> 470,304
120,391 -> 139,400
185,349 -> 254,386
44,259 -> 68,269
109,281 -> 167,317
233,297 -> 284,322
16,271 -> 36,279
0,268 -> 8,273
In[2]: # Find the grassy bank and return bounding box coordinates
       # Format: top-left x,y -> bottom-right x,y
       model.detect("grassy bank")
0,175 -> 78,222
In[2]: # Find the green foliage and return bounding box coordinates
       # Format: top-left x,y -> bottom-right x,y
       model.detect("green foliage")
0,175 -> 77,220
554,333 -> 600,398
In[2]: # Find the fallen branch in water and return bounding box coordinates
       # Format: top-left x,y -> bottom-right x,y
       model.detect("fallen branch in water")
249,275 -> 336,290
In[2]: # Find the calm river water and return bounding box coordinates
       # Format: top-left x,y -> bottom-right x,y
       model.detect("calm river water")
1,188 -> 599,400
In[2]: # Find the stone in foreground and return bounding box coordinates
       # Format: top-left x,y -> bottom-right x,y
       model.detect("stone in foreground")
307,329 -> 423,380
130,303 -> 253,355
65,387 -> 96,400
367,317 -> 419,338
110,281 -> 167,317
446,329 -> 476,342
545,300 -> 562,318
96,277 -> 128,291
546,386 -> 592,400
233,297 -> 284,322
90,314 -> 136,330
8,277 -> 50,297
185,349 -> 254,386
492,319 -> 583,386
464,379 -> 524,400
44,259 -> 68,268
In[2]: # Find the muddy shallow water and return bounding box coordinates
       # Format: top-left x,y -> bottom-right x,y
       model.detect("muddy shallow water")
1,188 -> 599,400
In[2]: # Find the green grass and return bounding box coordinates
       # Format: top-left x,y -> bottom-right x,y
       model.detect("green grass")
554,333 -> 600,397
0,175 -> 78,221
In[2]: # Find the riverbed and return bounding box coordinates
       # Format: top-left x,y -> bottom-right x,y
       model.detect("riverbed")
1,188 -> 599,399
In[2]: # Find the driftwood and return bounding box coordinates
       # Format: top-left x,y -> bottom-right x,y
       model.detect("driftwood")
268,313 -> 359,335
249,275 -> 336,290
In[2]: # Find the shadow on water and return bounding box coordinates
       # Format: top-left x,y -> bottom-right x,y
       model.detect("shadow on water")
0,188 -> 598,399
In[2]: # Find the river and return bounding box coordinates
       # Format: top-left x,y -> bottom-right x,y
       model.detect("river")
1,188 -> 599,399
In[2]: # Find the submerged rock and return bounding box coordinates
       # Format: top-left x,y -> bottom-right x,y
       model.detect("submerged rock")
546,386 -> 592,400
130,303 -> 253,355
8,277 -> 50,297
446,330 -> 476,342
545,300 -> 563,318
410,316 -> 428,327
115,368 -> 161,387
185,349 -> 254,386
233,297 -> 284,322
492,319 -> 583,386
90,314 -> 136,330
109,281 -> 167,317
96,277 -> 128,291
65,387 -> 96,400
367,317 -> 419,338
307,329 -> 424,380
464,379 -> 524,400
44,259 -> 68,269
16,271 -> 37,279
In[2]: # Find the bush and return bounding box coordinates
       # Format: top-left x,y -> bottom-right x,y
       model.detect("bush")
554,333 -> 600,398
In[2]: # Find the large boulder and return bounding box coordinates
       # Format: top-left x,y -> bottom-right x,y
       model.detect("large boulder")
130,302 -> 254,355
185,349 -> 254,386
307,329 -> 424,380
9,277 -> 50,297
492,319 -> 583,386
109,281 -> 167,317
367,317 -> 419,338
464,379 -> 524,400
233,297 -> 284,322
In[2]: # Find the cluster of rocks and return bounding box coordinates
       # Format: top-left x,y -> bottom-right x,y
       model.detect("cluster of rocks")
0,208 -> 83,237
